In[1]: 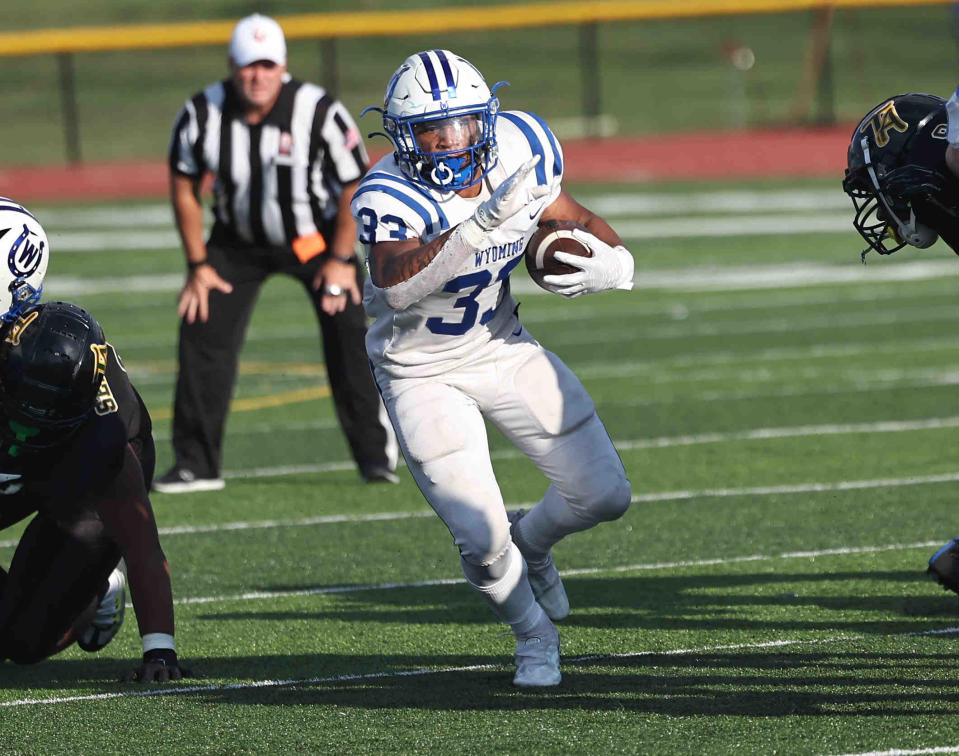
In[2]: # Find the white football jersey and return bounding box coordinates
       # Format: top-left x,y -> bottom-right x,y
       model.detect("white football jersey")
352,111 -> 564,378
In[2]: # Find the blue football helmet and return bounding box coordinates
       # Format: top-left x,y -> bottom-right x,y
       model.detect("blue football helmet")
364,50 -> 505,191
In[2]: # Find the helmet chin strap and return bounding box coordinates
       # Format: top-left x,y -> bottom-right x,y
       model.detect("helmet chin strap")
861,137 -> 938,249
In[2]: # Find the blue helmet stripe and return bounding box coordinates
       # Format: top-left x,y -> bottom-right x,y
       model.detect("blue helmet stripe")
364,171 -> 450,230
384,64 -> 409,104
0,201 -> 38,223
354,183 -> 443,234
435,50 -> 457,98
523,112 -> 563,177
418,52 -> 442,101
499,113 -> 547,185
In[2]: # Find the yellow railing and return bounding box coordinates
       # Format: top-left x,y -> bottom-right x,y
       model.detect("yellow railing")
0,0 -> 948,56
3,0 -> 948,163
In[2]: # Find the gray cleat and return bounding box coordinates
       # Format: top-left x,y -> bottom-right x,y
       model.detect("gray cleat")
513,620 -> 561,687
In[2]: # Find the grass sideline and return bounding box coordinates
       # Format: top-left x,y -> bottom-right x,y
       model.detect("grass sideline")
2,177 -> 959,752
1,3 -> 958,165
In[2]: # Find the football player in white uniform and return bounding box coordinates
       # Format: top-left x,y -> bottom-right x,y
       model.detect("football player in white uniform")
352,50 -> 635,687
0,198 -> 49,322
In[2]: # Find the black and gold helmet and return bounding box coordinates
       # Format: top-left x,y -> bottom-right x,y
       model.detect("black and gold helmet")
843,92 -> 959,260
0,301 -> 107,451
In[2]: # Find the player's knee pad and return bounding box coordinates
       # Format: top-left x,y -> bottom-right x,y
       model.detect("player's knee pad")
589,471 -> 632,523
456,508 -> 512,571
568,462 -> 631,525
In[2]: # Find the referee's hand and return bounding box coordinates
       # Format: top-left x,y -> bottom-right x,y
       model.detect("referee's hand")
313,257 -> 361,316
178,264 -> 233,324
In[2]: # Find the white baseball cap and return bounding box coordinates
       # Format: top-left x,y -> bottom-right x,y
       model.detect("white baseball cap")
229,14 -> 287,67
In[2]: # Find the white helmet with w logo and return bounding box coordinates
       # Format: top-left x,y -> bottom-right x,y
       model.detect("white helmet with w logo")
0,198 -> 48,322
365,50 -> 505,191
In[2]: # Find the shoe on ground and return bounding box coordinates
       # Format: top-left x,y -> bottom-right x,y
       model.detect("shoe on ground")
513,619 -> 561,687
928,537 -> 959,594
508,509 -> 570,621
78,568 -> 126,652
360,465 -> 399,485
151,466 -> 225,494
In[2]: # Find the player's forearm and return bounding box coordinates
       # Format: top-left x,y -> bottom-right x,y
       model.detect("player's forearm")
331,182 -> 361,259
541,190 -> 624,250
374,219 -> 487,310
372,227 -> 457,287
581,213 -> 625,251
170,174 -> 207,266
127,552 -> 176,638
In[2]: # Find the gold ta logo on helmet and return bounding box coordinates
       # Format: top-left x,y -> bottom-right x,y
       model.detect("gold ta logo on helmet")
866,101 -> 909,148
4,310 -> 38,346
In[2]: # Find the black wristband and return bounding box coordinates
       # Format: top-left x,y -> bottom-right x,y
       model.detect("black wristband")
330,252 -> 357,264
187,259 -> 208,270
143,648 -> 179,667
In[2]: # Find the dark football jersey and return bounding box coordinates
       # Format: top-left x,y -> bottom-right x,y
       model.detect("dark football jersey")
0,343 -> 151,527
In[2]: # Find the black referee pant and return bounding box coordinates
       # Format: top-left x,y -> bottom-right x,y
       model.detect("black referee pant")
170,228 -> 391,480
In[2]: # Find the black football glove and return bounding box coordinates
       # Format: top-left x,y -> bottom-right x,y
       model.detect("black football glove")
124,648 -> 192,683
927,538 -> 959,595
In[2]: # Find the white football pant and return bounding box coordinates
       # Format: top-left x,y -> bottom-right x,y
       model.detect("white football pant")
373,326 -> 631,628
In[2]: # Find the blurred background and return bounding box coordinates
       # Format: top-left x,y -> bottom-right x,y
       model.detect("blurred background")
1,0 -> 956,167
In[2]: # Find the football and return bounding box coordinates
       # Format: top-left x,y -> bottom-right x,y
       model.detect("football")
524,219 -> 592,291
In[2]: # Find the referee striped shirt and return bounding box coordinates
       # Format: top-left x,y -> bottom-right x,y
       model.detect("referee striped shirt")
168,75 -> 368,248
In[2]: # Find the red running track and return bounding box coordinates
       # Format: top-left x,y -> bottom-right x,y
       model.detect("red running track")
0,125 -> 854,202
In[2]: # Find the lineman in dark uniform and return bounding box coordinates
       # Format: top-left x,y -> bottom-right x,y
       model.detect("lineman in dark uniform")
0,301 -> 187,681
842,91 -> 959,594
156,13 -> 397,493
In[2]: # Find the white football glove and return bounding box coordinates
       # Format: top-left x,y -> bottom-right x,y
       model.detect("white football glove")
542,228 -> 635,298
474,155 -> 550,231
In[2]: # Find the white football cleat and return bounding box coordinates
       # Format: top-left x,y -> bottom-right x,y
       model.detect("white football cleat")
78,568 -> 126,652
513,619 -> 561,688
509,509 -> 570,621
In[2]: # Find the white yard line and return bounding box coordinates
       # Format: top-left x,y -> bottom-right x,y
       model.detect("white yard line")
33,189 -> 846,231
173,539 -> 944,606
630,472 -> 959,503
46,214 -> 858,251
7,419 -> 959,550
829,748 -> 959,756
585,188 -> 847,216
2,623 -> 955,709
2,409 -> 957,552
42,260 -> 959,300
572,336 -> 959,378
550,305 -> 959,346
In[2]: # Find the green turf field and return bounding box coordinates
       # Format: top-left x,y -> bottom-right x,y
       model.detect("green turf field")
2,2 -> 958,164
2,177 -> 959,754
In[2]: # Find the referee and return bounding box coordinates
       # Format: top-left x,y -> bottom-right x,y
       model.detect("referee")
154,13 -> 397,494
